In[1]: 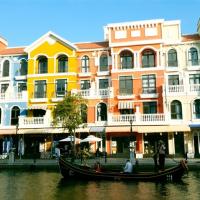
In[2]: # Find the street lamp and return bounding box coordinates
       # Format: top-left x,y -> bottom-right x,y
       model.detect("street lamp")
129,119 -> 135,164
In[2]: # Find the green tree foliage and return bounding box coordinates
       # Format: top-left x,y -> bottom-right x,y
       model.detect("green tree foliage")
52,92 -> 87,135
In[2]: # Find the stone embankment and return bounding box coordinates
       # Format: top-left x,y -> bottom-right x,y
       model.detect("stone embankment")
0,157 -> 200,171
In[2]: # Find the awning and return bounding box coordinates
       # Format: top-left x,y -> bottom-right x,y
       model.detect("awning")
118,101 -> 134,109
189,124 -> 200,128
106,125 -> 191,133
17,127 -> 90,134
90,126 -> 105,133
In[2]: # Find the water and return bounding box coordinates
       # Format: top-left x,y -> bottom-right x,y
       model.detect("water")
0,170 -> 199,200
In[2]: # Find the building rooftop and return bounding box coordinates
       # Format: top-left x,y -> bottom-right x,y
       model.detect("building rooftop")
0,47 -> 25,55
75,41 -> 109,50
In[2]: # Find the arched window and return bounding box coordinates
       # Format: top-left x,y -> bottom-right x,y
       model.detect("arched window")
97,103 -> 107,121
57,55 -> 68,72
20,59 -> 28,75
120,50 -> 134,69
11,106 -> 20,125
38,56 -> 48,74
99,54 -> 108,71
193,99 -> 200,119
3,60 -> 10,77
142,49 -> 156,68
168,49 -> 178,67
188,47 -> 198,66
81,56 -> 89,73
171,100 -> 182,119
80,104 -> 87,123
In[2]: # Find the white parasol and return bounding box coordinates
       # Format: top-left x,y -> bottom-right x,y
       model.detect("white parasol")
59,136 -> 81,143
80,135 -> 102,143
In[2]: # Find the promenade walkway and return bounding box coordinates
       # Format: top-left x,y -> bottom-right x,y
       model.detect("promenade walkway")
0,157 -> 200,170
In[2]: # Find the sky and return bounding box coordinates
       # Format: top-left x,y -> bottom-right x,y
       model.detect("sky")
0,0 -> 199,47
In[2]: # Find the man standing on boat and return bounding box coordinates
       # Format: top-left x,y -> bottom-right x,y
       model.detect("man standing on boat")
158,140 -> 166,171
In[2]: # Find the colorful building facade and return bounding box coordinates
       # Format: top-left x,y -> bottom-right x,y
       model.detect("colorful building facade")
0,18 -> 200,159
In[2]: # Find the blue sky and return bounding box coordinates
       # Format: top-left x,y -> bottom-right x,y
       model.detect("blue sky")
0,0 -> 199,47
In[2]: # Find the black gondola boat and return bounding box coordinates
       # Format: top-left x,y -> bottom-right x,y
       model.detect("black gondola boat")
59,157 -> 188,182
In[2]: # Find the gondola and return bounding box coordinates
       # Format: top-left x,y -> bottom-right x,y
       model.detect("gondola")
59,157 -> 188,182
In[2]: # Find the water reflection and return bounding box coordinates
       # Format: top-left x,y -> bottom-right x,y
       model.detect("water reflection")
0,170 -> 200,200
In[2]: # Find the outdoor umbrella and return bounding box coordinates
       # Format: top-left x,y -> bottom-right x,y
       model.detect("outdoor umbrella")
80,135 -> 102,143
59,136 -> 81,143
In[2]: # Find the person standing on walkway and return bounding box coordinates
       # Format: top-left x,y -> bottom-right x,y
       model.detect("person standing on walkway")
158,140 -> 166,171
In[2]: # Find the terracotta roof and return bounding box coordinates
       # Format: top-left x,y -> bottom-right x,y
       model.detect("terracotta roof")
0,47 -> 26,55
75,41 -> 109,50
182,34 -> 200,42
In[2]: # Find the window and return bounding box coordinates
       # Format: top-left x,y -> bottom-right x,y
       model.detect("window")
120,109 -> 134,115
142,49 -> 155,68
142,74 -> 156,94
188,47 -> 198,66
100,54 -> 108,71
20,59 -> 27,75
81,80 -> 90,90
97,103 -> 107,121
1,84 -> 9,93
120,50 -> 134,69
33,109 -> 46,117
119,76 -> 133,95
194,99 -> 200,119
81,104 -> 87,123
171,100 -> 182,119
11,106 -> 20,125
56,79 -> 67,97
99,79 -> 109,89
81,55 -> 89,73
168,49 -> 178,67
143,102 -> 157,114
168,75 -> 179,85
3,60 -> 9,77
189,74 -> 200,84
38,56 -> 48,74
18,83 -> 27,92
34,80 -> 46,98
58,55 -> 68,72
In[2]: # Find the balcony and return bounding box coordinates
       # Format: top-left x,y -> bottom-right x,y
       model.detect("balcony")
18,116 -> 51,128
165,84 -> 200,96
109,113 -> 168,125
77,87 -> 114,99
18,111 -> 187,129
0,91 -> 27,101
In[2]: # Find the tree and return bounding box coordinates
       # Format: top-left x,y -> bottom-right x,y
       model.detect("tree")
52,92 -> 87,155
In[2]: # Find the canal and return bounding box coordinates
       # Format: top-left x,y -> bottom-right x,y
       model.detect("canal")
0,170 -> 199,200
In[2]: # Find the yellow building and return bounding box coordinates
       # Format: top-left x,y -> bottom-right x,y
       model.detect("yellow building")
24,31 -> 78,120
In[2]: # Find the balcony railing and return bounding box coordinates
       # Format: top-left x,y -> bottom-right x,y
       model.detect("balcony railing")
111,114 -> 136,123
0,91 -> 27,101
165,84 -> 200,96
77,88 -> 113,98
167,85 -> 184,93
19,116 -> 51,128
18,113 -> 170,128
